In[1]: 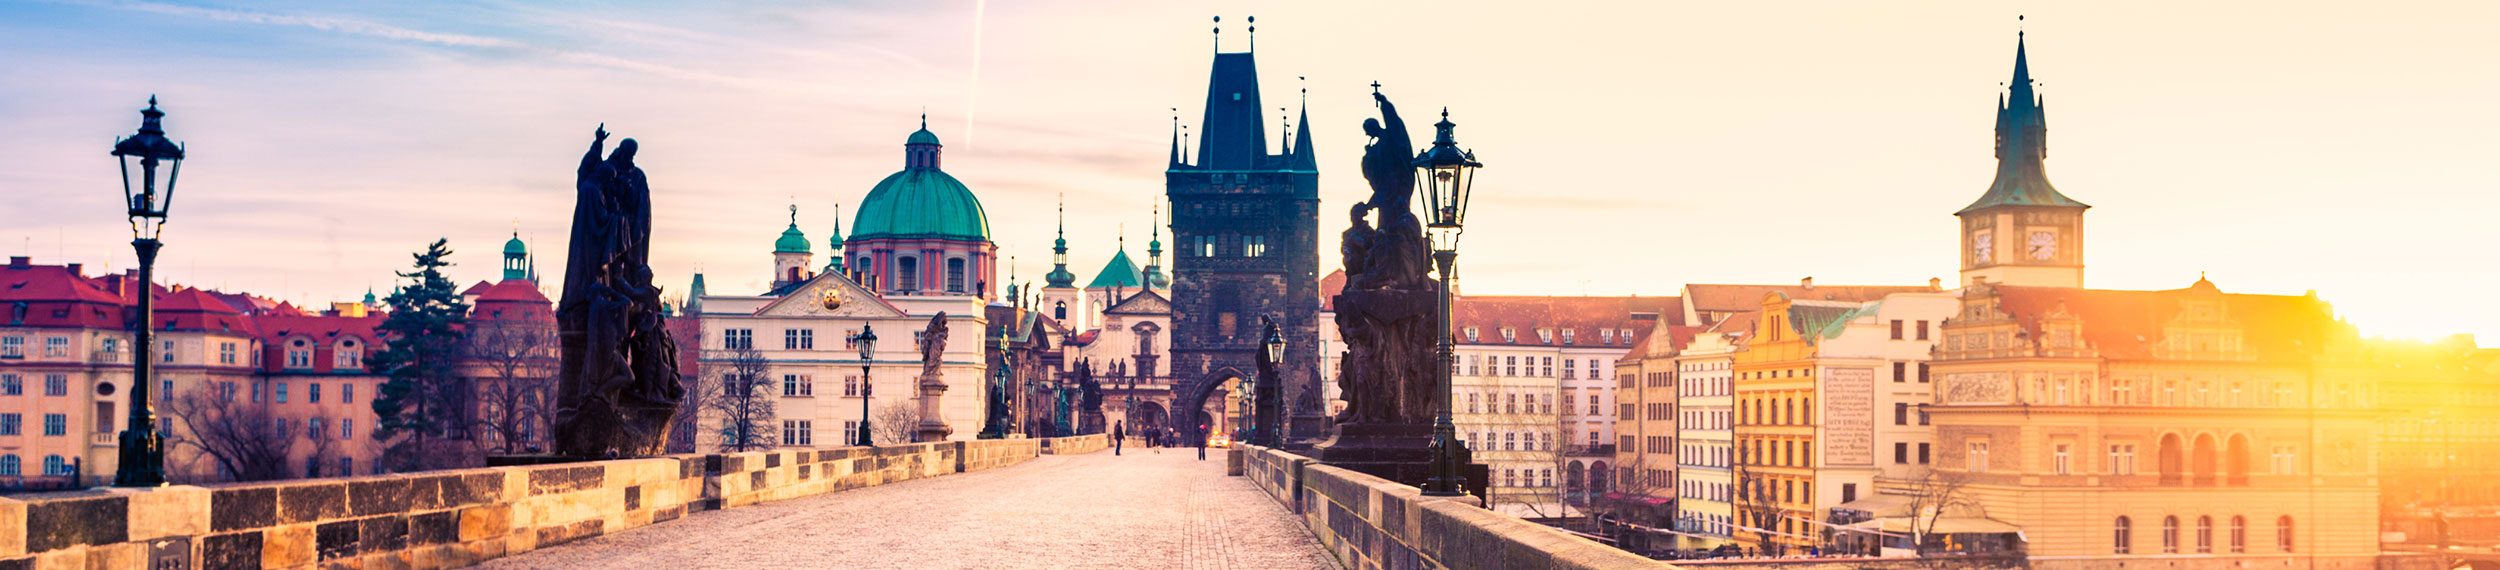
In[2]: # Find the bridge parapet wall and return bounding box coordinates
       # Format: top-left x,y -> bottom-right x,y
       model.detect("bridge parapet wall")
1239,445 -> 1677,570
1039,434 -> 1108,455
0,438 -> 1080,569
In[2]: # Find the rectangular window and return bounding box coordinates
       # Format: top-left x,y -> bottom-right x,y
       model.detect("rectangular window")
1894,442 -> 1909,464
339,457 -> 353,476
1894,402 -> 1908,425
42,413 -> 66,436
1541,357 -> 1553,377
308,418 -> 326,440
162,340 -> 175,363
336,347 -> 361,370
220,342 -> 237,364
2111,444 -> 2138,475
843,420 -> 859,445
341,383 -> 354,404
252,381 -> 264,403
1918,409 -> 1930,426
341,418 -> 354,440
1917,363 -> 1930,383
1243,235 -> 1267,257
0,337 -> 19,358
1893,361 -> 1906,383
1890,320 -> 1904,340
896,256 -> 920,290
44,336 -> 67,357
286,349 -> 311,369
308,383 -> 323,403
1917,320 -> 1930,340
44,374 -> 66,396
782,420 -> 815,446
2054,443 -> 2072,475
724,329 -> 753,350
1918,442 -> 1931,464
0,413 -> 18,435
276,383 -> 290,403
1,374 -> 19,395
1967,441 -> 1990,473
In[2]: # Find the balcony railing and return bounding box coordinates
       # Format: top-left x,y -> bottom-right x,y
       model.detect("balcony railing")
90,350 -> 125,364
1565,444 -> 1616,457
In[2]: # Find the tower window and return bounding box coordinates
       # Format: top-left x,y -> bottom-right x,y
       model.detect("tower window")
946,258 -> 967,293
1053,301 -> 1067,320
897,257 -> 919,291
1243,235 -> 1266,257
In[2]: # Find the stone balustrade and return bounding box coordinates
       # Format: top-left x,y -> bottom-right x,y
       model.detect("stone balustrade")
0,435 -> 1103,570
1038,433 -> 1107,455
1237,445 -> 1678,570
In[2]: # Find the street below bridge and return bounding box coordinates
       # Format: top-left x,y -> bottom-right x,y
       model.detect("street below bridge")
473,446 -> 1338,570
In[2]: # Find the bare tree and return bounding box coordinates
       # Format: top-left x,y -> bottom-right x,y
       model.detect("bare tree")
704,346 -> 777,452
1901,469 -> 1976,556
873,400 -> 919,445
465,321 -> 555,454
1733,451 -> 1790,556
162,383 -> 293,482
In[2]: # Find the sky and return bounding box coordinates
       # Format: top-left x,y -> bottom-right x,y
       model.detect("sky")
2,1 -> 2495,343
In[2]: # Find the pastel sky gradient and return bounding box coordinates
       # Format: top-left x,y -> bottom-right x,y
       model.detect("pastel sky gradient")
2,1 -> 2494,342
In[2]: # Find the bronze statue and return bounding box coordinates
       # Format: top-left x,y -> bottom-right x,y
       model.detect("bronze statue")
1329,92 -> 1438,427
553,124 -> 684,458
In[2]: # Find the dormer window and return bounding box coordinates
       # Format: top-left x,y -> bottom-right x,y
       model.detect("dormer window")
1464,327 -> 1479,343
1536,329 -> 1553,344
1560,329 -> 1576,345
1601,329 -> 1615,345
284,338 -> 312,369
1500,328 -> 1516,343
334,338 -> 362,370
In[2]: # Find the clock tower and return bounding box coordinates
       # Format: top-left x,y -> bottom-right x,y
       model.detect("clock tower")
1958,31 -> 2088,289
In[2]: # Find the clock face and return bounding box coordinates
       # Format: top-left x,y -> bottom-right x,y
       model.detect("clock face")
2028,230 -> 2057,260
1972,232 -> 1993,262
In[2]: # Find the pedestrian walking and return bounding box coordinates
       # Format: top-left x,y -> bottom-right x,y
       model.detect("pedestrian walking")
1112,421 -> 1125,456
1196,424 -> 1208,460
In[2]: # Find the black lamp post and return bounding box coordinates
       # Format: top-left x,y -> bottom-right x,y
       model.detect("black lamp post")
980,329 -> 1012,439
1253,316 -> 1285,447
1415,108 -> 1481,497
853,324 -> 878,446
112,97 -> 185,488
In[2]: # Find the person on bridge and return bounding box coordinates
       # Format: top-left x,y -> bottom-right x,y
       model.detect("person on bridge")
1195,424 -> 1208,461
1112,421 -> 1125,456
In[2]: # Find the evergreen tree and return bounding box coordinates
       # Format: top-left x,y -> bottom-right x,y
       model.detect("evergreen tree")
369,239 -> 471,472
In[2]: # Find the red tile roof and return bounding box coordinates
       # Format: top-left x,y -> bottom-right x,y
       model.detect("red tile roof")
1319,270 -> 1346,311
1683,283 -> 1931,315
462,281 -> 494,296
0,264 -> 124,305
1988,280 -> 2337,362
475,279 -> 551,303
1449,295 -> 1679,348
155,287 -> 257,333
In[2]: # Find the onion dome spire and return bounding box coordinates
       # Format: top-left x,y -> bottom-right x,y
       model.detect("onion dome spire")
1044,196 -> 1077,287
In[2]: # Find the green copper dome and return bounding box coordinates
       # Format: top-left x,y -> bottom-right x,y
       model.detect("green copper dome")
503,234 -> 527,255
774,222 -> 810,253
852,125 -> 988,242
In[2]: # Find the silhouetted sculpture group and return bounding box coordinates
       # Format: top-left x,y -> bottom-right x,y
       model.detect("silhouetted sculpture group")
1332,92 -> 1438,427
552,125 -> 685,459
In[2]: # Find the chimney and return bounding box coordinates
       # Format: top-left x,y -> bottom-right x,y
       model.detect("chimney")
1929,277 -> 1942,291
64,264 -> 82,276
7,256 -> 26,269
1799,276 -> 1814,289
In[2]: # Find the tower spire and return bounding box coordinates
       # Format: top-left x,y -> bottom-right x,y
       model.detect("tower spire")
1169,108 -> 1183,168
1045,195 -> 1075,288
1290,77 -> 1316,171
826,203 -> 846,273
1145,203 -> 1168,289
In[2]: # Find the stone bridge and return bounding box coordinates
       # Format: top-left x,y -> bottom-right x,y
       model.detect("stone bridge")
0,437 -> 1675,570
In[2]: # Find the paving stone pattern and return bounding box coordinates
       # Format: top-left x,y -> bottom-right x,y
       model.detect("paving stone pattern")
473,449 -> 1340,569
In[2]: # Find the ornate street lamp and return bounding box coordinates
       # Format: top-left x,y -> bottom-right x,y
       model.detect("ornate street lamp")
980,329 -> 1012,439
1415,108 -> 1481,497
112,97 -> 185,488
1253,316 -> 1285,447
852,324 -> 878,446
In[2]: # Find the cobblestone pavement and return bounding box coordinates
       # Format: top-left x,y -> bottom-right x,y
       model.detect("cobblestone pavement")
475,448 -> 1340,569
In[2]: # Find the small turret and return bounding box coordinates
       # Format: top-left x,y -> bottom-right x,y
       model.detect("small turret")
772,205 -> 814,290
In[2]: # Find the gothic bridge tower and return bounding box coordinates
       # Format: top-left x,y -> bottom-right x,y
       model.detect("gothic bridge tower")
1165,21 -> 1322,440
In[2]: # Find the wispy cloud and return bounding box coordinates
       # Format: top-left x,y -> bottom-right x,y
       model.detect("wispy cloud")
52,0 -> 521,48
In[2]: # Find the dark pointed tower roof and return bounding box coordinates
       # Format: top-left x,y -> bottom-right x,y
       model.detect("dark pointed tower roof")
1960,31 -> 2089,215
1289,92 -> 1316,171
1196,52 -> 1268,170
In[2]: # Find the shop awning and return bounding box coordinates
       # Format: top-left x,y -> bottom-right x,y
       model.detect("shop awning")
1841,516 -> 2023,535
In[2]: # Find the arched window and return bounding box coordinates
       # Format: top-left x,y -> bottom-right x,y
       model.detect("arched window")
2161,516 -> 2180,553
41,455 -> 64,476
896,256 -> 919,291
2157,434 -> 2185,486
2195,515 -> 2213,553
1053,301 -> 1066,320
2277,516 -> 2294,552
2191,434 -> 2218,486
2229,515 -> 2246,553
2113,516 -> 2132,554
0,454 -> 16,476
945,258 -> 966,293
